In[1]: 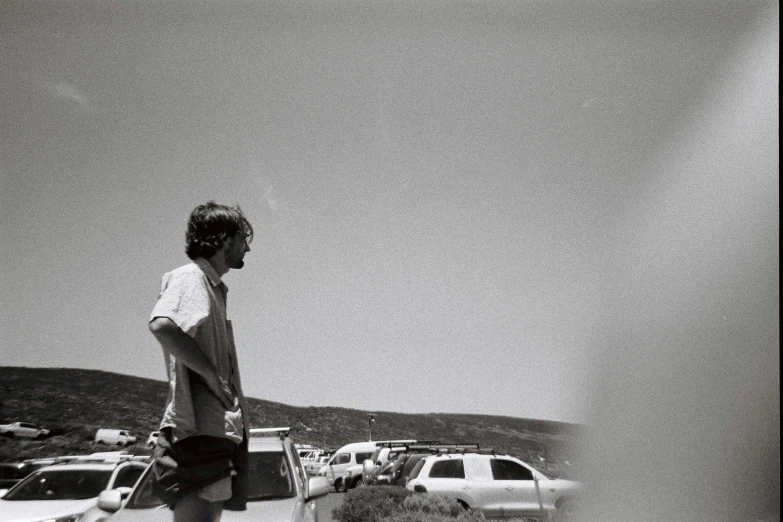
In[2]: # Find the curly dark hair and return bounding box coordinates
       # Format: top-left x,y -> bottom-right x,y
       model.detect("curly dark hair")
185,201 -> 253,260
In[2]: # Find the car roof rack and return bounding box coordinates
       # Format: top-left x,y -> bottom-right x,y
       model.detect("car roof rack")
404,443 -> 482,453
249,427 -> 290,438
370,439 -> 417,445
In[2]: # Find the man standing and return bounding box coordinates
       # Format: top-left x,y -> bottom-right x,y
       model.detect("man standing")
149,201 -> 253,522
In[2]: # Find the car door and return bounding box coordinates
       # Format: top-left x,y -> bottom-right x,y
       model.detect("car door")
112,464 -> 146,490
461,455 -> 507,518
326,452 -> 351,483
489,458 -> 544,518
421,458 -> 484,511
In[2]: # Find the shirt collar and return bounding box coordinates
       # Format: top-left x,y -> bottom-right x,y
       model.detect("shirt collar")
194,258 -> 224,288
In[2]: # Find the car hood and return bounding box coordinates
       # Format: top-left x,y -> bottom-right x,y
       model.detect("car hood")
0,497 -> 97,521
109,497 -> 303,522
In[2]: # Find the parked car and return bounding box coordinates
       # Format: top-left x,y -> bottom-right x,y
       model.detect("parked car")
295,444 -> 320,460
304,455 -> 331,476
317,439 -> 415,492
94,429 -> 137,447
0,455 -> 148,522
406,452 -> 581,520
297,447 -> 333,475
366,459 -> 396,486
0,421 -> 50,439
389,453 -> 428,487
343,442 -> 421,490
363,443 -> 477,488
95,427 -> 333,522
0,460 -> 53,489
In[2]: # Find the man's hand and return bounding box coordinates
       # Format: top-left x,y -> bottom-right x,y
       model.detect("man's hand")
150,317 -> 235,410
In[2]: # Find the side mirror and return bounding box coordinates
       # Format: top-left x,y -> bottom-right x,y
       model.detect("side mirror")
97,489 -> 124,512
306,476 -> 331,500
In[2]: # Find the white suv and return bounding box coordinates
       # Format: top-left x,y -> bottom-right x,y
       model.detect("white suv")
0,456 -> 148,522
405,452 -> 580,520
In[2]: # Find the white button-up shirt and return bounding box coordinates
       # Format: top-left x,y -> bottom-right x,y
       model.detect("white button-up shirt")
150,258 -> 246,443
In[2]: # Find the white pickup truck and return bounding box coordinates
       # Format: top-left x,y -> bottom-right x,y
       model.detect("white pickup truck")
0,422 -> 50,439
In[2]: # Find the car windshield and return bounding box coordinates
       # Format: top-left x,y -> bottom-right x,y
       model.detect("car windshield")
126,450 -> 295,509
3,469 -> 113,501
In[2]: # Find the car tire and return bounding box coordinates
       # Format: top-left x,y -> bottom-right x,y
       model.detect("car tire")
335,479 -> 346,493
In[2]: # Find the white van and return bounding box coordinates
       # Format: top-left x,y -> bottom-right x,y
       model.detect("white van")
316,439 -> 415,491
94,429 -> 137,447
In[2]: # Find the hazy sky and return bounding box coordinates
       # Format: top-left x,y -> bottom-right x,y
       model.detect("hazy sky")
1,1 -> 777,425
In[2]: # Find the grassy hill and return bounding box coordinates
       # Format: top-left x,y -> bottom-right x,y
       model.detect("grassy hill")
0,367 -> 583,477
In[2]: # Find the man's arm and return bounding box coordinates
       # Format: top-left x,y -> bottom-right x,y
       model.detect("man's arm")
149,317 -> 234,409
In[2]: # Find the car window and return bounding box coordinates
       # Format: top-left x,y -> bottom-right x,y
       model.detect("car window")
490,459 -> 534,481
290,445 -> 307,487
114,465 -> 145,488
333,453 -> 350,465
355,452 -> 374,463
408,459 -> 425,480
247,451 -> 295,500
3,469 -> 113,500
125,468 -> 162,509
376,462 -> 394,475
428,459 -> 465,479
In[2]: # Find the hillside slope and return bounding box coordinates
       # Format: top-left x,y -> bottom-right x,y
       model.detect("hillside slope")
0,367 -> 583,476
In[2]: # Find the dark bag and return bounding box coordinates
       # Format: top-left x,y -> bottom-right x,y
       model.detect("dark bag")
152,430 -> 247,511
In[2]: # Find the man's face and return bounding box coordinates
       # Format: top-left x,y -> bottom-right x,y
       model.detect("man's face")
224,230 -> 251,269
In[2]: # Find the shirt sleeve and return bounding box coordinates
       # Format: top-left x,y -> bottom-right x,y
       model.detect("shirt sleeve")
150,270 -> 210,338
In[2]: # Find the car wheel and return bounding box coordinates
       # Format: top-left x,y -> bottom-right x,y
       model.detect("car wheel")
335,479 -> 346,493
554,499 -> 576,522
